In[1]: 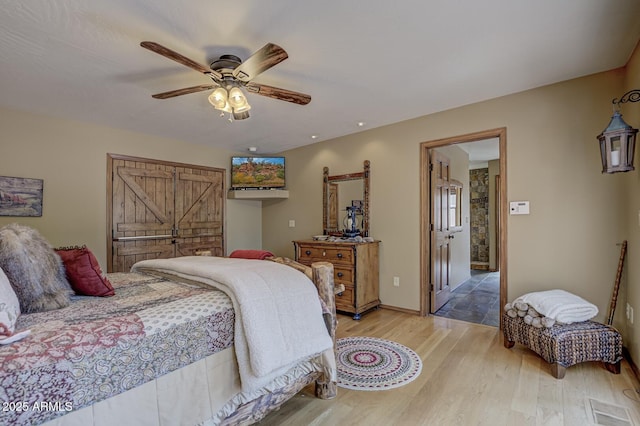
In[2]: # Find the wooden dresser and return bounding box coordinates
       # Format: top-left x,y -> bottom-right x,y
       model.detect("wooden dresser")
294,239 -> 380,319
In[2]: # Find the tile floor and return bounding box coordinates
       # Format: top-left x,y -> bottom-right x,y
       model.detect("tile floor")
434,270 -> 500,326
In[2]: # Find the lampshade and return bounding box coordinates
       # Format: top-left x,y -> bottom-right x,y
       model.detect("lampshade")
228,87 -> 249,109
597,111 -> 637,173
233,102 -> 251,113
208,87 -> 227,110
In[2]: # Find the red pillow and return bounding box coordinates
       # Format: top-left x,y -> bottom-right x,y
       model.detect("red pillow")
229,249 -> 275,260
55,246 -> 115,297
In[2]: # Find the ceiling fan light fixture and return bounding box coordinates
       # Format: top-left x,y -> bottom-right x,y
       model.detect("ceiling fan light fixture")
233,102 -> 251,114
228,86 -> 249,109
208,87 -> 228,109
218,102 -> 232,113
233,110 -> 250,120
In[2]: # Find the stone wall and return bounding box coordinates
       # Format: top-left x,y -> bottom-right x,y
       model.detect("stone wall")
469,168 -> 489,265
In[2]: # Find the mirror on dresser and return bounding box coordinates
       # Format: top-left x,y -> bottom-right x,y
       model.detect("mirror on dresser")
322,160 -> 370,237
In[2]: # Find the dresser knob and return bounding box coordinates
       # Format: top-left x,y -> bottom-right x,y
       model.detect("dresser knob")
337,292 -> 343,297
305,250 -> 311,255
337,253 -> 343,258
337,272 -> 343,278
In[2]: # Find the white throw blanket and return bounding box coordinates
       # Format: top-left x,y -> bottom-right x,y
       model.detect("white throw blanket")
514,289 -> 598,324
132,256 -> 333,393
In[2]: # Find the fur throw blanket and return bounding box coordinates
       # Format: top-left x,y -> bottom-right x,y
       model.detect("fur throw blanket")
0,224 -> 72,313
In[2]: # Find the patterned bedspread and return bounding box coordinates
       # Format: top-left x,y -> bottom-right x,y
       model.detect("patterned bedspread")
0,272 -> 234,426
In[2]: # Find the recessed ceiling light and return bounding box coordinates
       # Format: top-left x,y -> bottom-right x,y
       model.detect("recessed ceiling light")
311,135 -> 318,139
248,146 -> 257,152
357,122 -> 365,127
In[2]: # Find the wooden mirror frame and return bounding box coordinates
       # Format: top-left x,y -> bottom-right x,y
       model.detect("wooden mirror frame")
323,160 -> 370,237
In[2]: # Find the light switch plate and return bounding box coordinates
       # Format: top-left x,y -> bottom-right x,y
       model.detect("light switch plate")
510,201 -> 530,215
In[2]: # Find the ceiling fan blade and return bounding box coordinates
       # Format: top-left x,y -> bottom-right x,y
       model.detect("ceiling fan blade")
141,41 -> 222,80
233,43 -> 288,82
245,82 -> 311,105
151,84 -> 218,99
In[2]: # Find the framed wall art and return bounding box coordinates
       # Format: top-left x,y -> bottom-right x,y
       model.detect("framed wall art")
0,176 -> 43,217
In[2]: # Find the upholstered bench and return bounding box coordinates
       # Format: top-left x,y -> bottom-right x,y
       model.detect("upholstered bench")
503,313 -> 623,379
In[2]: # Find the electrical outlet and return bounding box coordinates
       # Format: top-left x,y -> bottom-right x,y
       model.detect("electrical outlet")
288,219 -> 295,228
393,276 -> 400,287
631,306 -> 634,324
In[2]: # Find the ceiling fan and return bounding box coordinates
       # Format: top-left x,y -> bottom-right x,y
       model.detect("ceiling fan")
140,41 -> 311,120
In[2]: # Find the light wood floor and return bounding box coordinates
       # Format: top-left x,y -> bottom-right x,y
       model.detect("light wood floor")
258,309 -> 640,425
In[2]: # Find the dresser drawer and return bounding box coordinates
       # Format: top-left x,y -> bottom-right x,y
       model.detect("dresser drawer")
294,239 -> 379,319
335,285 -> 354,311
334,266 -> 354,285
297,245 -> 353,264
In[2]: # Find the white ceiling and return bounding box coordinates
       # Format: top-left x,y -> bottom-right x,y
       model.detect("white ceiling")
2,1 -> 640,154
457,138 -> 500,169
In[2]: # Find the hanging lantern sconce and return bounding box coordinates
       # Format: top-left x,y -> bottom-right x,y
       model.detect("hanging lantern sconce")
597,89 -> 639,173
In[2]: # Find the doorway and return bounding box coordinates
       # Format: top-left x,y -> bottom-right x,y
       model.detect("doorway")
419,128 -> 507,328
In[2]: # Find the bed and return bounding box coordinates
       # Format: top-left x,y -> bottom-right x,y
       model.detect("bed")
0,225 -> 337,426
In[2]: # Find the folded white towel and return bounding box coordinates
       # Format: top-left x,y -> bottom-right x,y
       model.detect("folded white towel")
514,289 -> 598,324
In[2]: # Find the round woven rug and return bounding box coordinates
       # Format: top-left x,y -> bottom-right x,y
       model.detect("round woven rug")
336,336 -> 422,391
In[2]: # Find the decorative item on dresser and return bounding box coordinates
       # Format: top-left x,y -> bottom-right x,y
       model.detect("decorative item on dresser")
294,239 -> 379,320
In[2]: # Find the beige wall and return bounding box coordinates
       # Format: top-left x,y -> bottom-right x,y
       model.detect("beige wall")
0,108 -> 263,267
265,64 -> 628,316
622,42 -> 640,364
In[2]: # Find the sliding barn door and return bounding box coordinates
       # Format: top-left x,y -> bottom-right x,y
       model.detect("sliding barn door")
174,166 -> 224,258
108,155 -> 225,272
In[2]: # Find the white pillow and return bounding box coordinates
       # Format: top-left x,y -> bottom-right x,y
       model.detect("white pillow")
0,267 -> 20,339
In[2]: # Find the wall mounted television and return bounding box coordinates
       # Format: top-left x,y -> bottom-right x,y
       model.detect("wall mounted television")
230,156 -> 286,189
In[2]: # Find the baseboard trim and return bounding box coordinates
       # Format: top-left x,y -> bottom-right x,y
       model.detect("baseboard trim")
471,263 -> 490,270
379,304 -> 420,316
